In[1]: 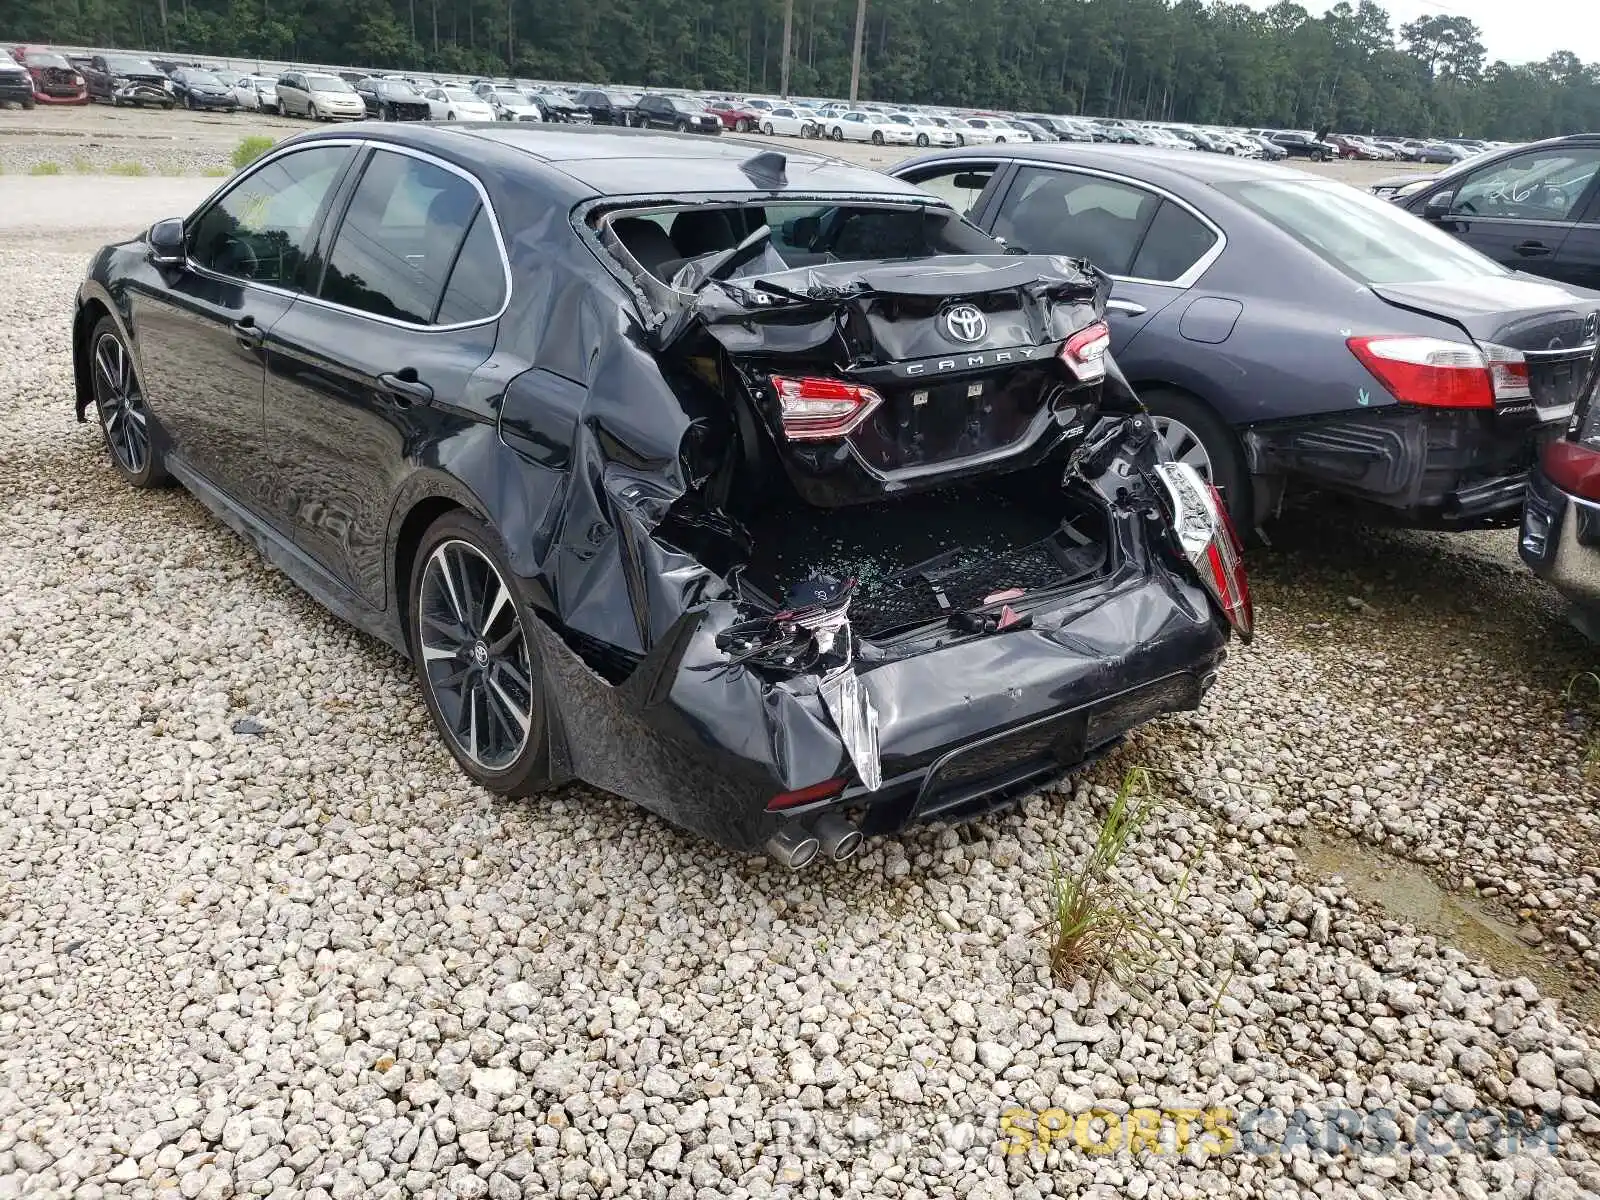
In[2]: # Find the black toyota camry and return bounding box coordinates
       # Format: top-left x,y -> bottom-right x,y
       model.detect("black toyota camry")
72,126 -> 1247,863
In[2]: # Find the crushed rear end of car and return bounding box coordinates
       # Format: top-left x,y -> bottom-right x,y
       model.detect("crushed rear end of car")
498,181 -> 1244,857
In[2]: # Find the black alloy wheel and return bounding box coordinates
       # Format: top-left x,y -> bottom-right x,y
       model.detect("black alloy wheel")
90,318 -> 165,487
410,512 -> 551,792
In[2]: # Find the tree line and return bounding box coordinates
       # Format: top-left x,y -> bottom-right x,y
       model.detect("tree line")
6,0 -> 1598,140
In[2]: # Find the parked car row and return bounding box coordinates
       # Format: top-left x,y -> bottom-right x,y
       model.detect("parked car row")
0,41 -> 1522,177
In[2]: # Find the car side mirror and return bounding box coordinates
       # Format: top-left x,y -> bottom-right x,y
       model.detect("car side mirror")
1423,190 -> 1454,220
148,217 -> 185,267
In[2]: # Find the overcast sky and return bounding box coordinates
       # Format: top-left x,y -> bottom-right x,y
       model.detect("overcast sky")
1253,0 -> 1598,66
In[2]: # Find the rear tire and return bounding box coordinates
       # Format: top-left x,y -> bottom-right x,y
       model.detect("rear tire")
408,509 -> 552,797
1139,387 -> 1250,527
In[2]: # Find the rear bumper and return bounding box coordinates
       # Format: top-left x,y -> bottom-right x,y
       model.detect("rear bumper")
1520,465 -> 1600,626
528,546 -> 1227,854
1245,406 -> 1566,527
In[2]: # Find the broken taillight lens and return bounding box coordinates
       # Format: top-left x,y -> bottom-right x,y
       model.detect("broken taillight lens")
770,375 -> 885,441
1060,320 -> 1111,383
1154,461 -> 1253,643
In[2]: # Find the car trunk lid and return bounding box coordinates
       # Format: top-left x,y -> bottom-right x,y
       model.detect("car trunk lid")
680,253 -> 1110,505
1371,276 -> 1600,421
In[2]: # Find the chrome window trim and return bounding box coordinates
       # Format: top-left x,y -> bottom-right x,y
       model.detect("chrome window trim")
895,155 -> 1227,289
185,137 -> 513,333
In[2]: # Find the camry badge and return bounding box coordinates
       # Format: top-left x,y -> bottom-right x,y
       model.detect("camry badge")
943,304 -> 988,344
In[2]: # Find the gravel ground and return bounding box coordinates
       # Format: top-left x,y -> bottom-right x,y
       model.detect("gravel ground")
0,103 -> 1437,185
2,180 -> 1597,1200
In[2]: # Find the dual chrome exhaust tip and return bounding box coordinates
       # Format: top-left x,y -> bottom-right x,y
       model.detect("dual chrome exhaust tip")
765,812 -> 864,869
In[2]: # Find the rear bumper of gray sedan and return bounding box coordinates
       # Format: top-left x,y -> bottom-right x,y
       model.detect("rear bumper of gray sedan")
1246,406 -> 1567,527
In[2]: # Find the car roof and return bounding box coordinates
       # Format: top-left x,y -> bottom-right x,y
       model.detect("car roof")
455,125 -> 933,197
923,142 -> 1322,187
282,124 -> 936,201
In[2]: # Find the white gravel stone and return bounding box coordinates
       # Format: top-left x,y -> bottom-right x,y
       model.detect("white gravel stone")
469,1067 -> 519,1098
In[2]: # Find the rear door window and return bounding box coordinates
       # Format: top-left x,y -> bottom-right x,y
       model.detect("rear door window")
1128,201 -> 1218,282
319,150 -> 486,325
993,166 -> 1161,275
435,209 -> 508,325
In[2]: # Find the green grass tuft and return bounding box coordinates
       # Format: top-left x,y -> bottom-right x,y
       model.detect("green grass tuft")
107,162 -> 149,177
28,161 -> 63,176
1046,766 -> 1180,998
231,135 -> 277,171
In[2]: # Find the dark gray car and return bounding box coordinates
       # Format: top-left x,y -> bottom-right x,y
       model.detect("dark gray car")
892,145 -> 1600,527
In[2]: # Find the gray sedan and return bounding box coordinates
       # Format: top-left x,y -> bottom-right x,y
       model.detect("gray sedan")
892,145 -> 1599,529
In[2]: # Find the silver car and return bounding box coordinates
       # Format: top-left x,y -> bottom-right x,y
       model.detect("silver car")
275,71 -> 365,121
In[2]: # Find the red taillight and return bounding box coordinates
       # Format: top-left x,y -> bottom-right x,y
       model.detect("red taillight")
1345,335 -> 1495,408
765,777 -> 848,812
1543,440 -> 1600,502
1154,462 -> 1253,643
770,375 -> 884,441
1060,320 -> 1111,383
1483,343 -> 1532,402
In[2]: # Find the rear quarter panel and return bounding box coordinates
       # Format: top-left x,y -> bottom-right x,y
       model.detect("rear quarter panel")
1117,205 -> 1450,426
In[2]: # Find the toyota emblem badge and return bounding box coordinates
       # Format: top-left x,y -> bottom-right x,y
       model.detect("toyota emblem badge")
942,304 -> 988,344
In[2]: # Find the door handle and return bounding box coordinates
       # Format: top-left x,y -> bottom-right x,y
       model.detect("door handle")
1106,298 -> 1148,316
378,370 -> 434,407
1515,240 -> 1553,257
230,316 -> 264,347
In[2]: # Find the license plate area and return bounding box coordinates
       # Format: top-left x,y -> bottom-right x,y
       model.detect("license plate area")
1530,354 -> 1591,423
